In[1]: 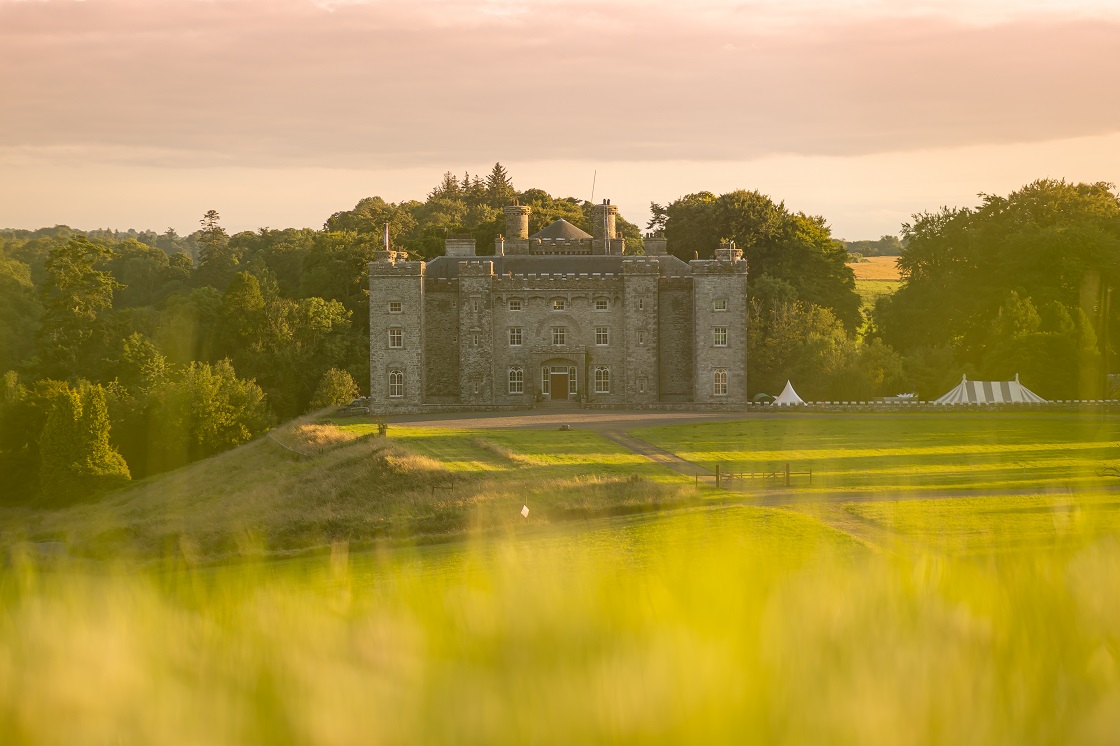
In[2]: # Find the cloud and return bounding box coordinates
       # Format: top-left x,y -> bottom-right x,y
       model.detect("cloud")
1,0 -> 1118,169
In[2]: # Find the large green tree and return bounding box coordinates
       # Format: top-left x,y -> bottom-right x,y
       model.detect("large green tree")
194,210 -> 240,291
38,382 -> 130,501
875,180 -> 1120,397
37,237 -> 121,380
662,190 -> 861,330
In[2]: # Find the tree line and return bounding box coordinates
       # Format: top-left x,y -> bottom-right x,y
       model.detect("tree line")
2,168 -> 1117,504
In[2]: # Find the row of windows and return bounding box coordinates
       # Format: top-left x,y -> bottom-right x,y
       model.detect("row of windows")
385,368 -> 730,398
387,298 -> 730,314
387,326 -> 726,348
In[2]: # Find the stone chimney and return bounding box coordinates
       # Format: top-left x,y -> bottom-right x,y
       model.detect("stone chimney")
445,238 -> 477,257
644,232 -> 668,256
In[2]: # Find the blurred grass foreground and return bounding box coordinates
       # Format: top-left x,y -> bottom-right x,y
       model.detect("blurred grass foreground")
3,414 -> 1120,743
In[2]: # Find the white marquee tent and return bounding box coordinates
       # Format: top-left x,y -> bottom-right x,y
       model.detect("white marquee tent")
773,380 -> 805,406
933,374 -> 1047,405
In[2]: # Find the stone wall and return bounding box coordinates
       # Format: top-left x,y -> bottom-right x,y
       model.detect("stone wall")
458,261 -> 495,405
691,259 -> 749,404
423,280 -> 460,401
491,274 -> 628,405
622,259 -> 660,405
657,277 -> 694,401
369,260 -> 425,413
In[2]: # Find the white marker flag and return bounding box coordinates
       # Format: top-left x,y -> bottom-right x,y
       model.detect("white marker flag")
521,505 -> 529,518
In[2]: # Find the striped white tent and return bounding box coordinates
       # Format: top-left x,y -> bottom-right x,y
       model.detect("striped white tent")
934,374 -> 1047,405
773,380 -> 805,406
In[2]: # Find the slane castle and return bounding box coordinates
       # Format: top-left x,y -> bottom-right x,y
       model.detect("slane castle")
369,200 -> 747,412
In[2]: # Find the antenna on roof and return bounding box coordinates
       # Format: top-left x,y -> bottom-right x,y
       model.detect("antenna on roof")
590,170 -> 597,204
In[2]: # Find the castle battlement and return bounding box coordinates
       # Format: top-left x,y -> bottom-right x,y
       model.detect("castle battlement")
458,260 -> 495,277
369,260 -> 424,277
689,259 -> 748,275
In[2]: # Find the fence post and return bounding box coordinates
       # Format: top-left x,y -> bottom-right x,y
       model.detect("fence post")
785,462 -> 791,488
716,464 -> 721,489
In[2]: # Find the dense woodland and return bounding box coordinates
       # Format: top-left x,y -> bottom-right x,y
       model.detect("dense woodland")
2,166 -> 1118,503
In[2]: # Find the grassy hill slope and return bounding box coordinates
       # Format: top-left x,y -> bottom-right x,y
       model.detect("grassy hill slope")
0,418 -> 699,561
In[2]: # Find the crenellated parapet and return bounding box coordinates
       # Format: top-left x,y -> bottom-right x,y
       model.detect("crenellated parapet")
689,259 -> 748,275
622,257 -> 661,275
369,259 -> 424,277
457,260 -> 495,277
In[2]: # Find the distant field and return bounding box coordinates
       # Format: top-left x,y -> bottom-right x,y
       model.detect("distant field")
855,278 -> 901,310
849,254 -> 902,280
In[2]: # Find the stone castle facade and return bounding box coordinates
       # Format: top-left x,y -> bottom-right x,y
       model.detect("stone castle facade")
369,200 -> 748,412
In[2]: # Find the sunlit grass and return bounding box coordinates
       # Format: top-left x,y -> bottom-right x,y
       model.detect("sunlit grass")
3,502 -> 1119,744
4,413 -> 1120,741
635,414 -> 1120,494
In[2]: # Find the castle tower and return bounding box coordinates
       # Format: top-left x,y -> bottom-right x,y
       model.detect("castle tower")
591,200 -> 623,255
690,255 -> 748,406
457,260 -> 496,405
622,258 -> 660,405
504,204 -> 530,240
369,256 -> 425,412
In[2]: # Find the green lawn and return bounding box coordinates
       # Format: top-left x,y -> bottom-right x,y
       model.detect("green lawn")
855,278 -> 900,309
633,413 -> 1120,494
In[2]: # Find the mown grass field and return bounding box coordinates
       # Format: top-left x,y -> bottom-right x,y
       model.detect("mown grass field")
850,256 -> 902,327
3,412 -> 1120,743
855,277 -> 901,309
849,255 -> 902,281
634,413 -> 1120,494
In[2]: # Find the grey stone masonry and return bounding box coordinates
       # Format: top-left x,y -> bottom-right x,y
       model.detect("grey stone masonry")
369,258 -> 425,412
458,261 -> 495,405
690,257 -> 749,405
622,258 -> 660,405
657,277 -> 693,401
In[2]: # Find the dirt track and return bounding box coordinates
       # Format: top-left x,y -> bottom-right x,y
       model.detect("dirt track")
386,409 -> 757,432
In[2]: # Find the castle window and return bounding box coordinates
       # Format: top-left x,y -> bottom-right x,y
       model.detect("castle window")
551,327 -> 566,346
472,332 -> 480,347
509,298 -> 523,311
638,298 -> 644,311
594,367 -> 610,394
551,298 -> 567,311
541,367 -> 550,394
389,301 -> 402,314
638,377 -> 647,393
508,367 -> 524,394
638,330 -> 645,346
714,298 -> 728,311
472,298 -> 479,313
388,328 -> 402,348
595,327 -> 609,346
569,367 -> 577,395
713,369 -> 728,396
713,326 -> 727,347
594,297 -> 609,311
388,370 -> 404,398
509,327 -> 522,346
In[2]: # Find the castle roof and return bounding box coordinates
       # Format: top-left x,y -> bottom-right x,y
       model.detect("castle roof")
530,219 -> 593,241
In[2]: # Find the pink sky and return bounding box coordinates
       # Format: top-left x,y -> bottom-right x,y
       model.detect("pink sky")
1,0 -> 1118,238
